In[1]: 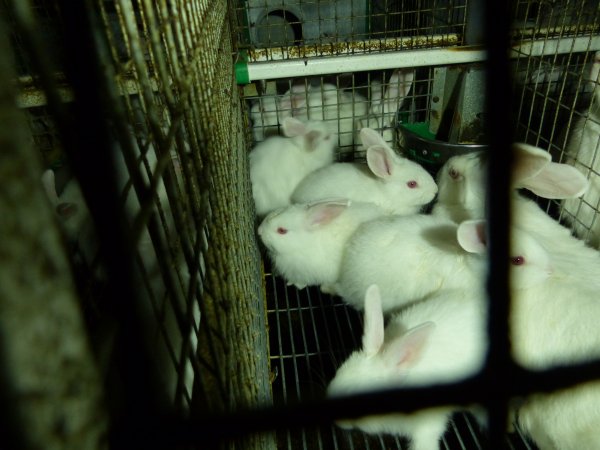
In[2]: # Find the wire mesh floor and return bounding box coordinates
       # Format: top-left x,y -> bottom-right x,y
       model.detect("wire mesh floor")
263,263 -> 539,450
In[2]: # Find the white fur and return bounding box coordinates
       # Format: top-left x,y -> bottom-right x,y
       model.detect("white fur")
355,69 -> 416,145
327,285 -> 487,450
334,214 -> 485,313
335,215 -> 555,314
249,117 -> 337,217
250,96 -> 292,142
431,151 -> 488,223
257,200 -> 385,291
283,83 -> 369,151
292,128 -> 437,215
511,253 -> 600,449
561,50 -> 600,248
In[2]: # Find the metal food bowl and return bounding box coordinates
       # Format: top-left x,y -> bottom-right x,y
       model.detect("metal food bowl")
397,122 -> 488,172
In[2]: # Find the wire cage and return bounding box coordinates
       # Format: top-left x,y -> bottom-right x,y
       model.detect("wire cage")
1,1 -> 600,450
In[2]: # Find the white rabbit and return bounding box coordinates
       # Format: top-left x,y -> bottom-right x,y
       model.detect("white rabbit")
249,116 -> 337,217
334,214 -> 554,314
283,82 -> 369,151
431,142 -> 583,222
327,284 -> 487,450
249,96 -> 292,142
509,231 -> 600,449
334,213 -> 480,313
355,68 -> 415,146
291,128 -> 437,215
431,143 -> 595,273
431,151 -> 488,223
257,199 -> 385,292
560,50 -> 600,248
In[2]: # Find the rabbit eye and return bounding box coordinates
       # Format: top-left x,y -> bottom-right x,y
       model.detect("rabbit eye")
511,256 -> 525,266
449,168 -> 460,179
277,227 -> 288,235
407,180 -> 418,189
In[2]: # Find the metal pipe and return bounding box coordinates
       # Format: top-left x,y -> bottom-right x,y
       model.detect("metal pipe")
236,35 -> 600,84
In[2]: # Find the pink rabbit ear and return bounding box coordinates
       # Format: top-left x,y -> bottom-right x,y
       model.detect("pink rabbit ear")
366,145 -> 395,179
362,285 -> 385,357
359,127 -> 386,148
511,142 -> 552,185
382,321 -> 435,369
457,219 -> 488,254
511,142 -> 588,198
305,201 -> 349,228
518,162 -> 589,199
281,117 -> 306,137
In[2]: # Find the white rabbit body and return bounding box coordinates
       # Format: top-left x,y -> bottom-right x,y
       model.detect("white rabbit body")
334,214 -> 482,313
356,68 -> 416,145
510,252 -> 600,449
249,117 -> 337,217
257,200 -> 385,292
292,128 -> 437,215
561,50 -> 600,248
516,380 -> 600,450
249,96 -> 292,142
335,214 -> 554,314
283,82 -> 368,151
327,285 -> 487,450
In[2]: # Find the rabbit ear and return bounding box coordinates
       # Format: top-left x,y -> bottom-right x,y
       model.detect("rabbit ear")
383,321 -> 435,368
457,219 -> 488,254
359,127 -> 387,148
281,117 -> 306,137
511,142 -> 588,198
518,162 -> 589,199
381,69 -> 415,115
306,201 -> 348,227
41,169 -> 59,204
362,285 -> 385,357
512,143 -> 552,184
304,129 -> 325,151
366,145 -> 395,179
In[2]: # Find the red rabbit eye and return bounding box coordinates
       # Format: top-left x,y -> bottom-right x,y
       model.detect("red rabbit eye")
511,256 -> 525,265
407,180 -> 418,189
449,168 -> 460,179
277,227 -> 288,235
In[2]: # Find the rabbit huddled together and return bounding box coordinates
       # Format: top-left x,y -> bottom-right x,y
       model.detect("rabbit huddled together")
248,68 -> 415,152
251,93 -> 600,448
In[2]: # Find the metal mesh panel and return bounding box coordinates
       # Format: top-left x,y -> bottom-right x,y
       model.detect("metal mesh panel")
243,68 -> 433,156
2,1 -> 275,449
233,0 -> 469,62
241,1 -> 600,449
511,0 -> 600,247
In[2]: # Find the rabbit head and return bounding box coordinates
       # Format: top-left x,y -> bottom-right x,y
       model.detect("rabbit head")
361,128 -> 438,210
